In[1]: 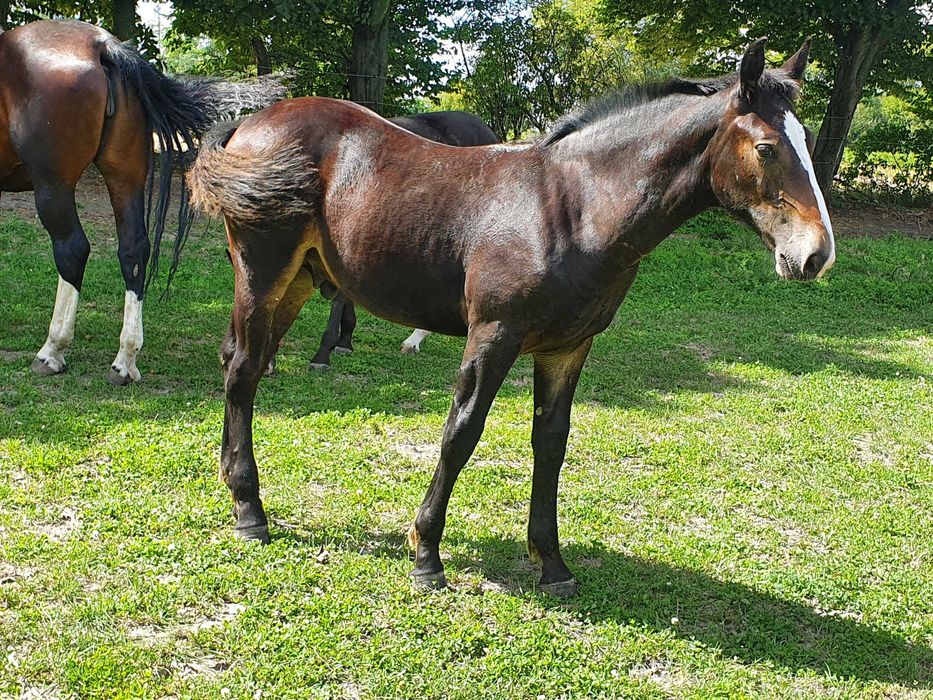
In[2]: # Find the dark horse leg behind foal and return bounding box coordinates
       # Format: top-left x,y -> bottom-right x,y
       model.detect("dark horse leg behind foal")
408,321 -> 522,589
309,293 -> 349,370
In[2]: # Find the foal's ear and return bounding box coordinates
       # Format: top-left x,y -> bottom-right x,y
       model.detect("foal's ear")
781,37 -> 811,83
739,37 -> 768,103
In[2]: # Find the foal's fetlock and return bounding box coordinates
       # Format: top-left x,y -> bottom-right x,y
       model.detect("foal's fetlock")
232,499 -> 270,544
408,520 -> 447,590
539,577 -> 578,599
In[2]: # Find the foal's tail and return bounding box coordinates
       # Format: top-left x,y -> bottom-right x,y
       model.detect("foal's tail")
98,38 -> 286,289
188,121 -> 319,226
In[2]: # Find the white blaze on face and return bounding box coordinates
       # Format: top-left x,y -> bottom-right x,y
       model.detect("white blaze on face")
782,111 -> 836,276
35,276 -> 80,372
111,291 -> 144,382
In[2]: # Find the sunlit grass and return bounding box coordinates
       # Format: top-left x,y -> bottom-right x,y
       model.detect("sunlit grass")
0,211 -> 930,699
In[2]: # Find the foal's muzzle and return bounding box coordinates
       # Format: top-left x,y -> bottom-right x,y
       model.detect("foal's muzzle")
776,243 -> 834,281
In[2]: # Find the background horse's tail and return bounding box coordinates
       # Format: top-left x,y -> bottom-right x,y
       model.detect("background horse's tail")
99,38 -> 286,289
188,121 -> 319,226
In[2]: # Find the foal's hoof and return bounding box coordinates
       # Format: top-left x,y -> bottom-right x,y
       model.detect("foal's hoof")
333,345 -> 353,355
264,362 -> 276,377
31,356 -> 65,376
410,569 -> 447,592
107,367 -> 136,386
400,344 -> 420,355
308,362 -> 330,371
234,523 -> 270,544
539,578 -> 578,598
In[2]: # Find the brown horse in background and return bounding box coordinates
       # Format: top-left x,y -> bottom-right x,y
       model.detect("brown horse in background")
0,19 -> 280,384
190,39 -> 834,597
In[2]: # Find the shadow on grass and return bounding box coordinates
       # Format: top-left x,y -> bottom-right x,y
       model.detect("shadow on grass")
273,521 -> 932,688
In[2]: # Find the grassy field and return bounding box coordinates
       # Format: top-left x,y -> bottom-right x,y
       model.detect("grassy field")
0,209 -> 930,699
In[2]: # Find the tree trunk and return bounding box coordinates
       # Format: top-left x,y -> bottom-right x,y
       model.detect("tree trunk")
348,0 -> 393,114
812,25 -> 890,192
111,0 -> 137,41
251,37 -> 272,76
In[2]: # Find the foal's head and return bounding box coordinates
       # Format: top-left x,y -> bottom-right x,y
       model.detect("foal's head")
708,38 -> 835,281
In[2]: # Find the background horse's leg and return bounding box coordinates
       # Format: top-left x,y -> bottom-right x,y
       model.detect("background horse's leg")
222,229 -> 313,543
400,328 -> 432,354
408,321 -> 522,589
334,299 -> 356,354
30,182 -> 91,376
309,294 -> 346,370
96,101 -> 151,386
12,70 -> 105,377
528,339 -> 593,598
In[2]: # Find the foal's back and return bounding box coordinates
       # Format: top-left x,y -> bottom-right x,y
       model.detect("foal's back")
225,98 -> 543,333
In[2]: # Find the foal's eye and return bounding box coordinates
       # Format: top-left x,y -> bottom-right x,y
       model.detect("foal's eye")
756,143 -> 777,159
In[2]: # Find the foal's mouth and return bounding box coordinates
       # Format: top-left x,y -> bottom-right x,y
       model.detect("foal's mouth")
777,252 -> 806,281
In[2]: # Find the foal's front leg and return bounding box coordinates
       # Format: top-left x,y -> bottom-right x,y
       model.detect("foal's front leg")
528,339 -> 592,597
408,321 -> 521,589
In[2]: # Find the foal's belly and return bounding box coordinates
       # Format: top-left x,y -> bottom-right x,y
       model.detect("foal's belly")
319,229 -> 470,335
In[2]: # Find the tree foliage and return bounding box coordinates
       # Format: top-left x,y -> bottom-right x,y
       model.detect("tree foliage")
599,0 -> 933,190
168,0 -> 467,113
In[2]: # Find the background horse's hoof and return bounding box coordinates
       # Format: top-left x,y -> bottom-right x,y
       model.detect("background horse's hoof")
333,345 -> 353,355
107,367 -> 136,386
31,356 -> 65,376
539,578 -> 578,598
410,569 -> 447,591
308,362 -> 330,371
234,524 -> 270,544
400,344 -> 420,355
263,364 -> 276,377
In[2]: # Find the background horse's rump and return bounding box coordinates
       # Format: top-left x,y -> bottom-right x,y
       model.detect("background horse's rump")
0,19 -> 283,384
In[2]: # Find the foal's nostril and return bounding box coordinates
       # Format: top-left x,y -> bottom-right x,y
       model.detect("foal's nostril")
803,249 -> 829,280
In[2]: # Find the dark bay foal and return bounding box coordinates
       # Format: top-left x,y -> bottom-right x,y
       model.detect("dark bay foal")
190,39 -> 834,597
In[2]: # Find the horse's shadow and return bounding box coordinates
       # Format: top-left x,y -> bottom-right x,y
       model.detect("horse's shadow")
272,523 -> 932,688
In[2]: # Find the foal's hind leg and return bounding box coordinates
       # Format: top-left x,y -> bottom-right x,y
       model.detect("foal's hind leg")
222,229 -> 314,542
408,321 -> 521,589
96,106 -> 151,385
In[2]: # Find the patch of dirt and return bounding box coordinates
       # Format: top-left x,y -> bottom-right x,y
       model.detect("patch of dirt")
0,562 -> 36,586
33,507 -> 80,543
0,169 -> 187,233
128,601 -> 247,645
830,200 -> 932,238
392,442 -> 440,462
170,655 -> 229,680
853,433 -> 896,468
627,658 -> 690,693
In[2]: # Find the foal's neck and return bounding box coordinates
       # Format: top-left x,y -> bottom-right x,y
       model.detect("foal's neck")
549,92 -> 725,260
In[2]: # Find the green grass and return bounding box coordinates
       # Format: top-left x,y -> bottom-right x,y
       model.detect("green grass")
0,210 -> 931,699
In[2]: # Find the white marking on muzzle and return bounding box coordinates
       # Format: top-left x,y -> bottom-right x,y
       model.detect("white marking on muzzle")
111,291 -> 144,382
35,276 -> 80,372
783,112 -> 836,276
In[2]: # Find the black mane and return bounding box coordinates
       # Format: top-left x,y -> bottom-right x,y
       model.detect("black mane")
539,69 -> 800,148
